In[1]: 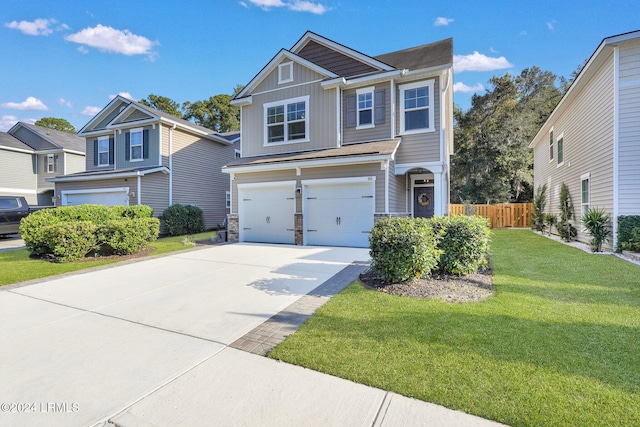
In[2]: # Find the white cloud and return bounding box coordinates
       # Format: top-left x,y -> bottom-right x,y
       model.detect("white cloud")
58,98 -> 74,108
0,115 -> 36,131
247,0 -> 329,14
65,24 -> 158,59
109,92 -> 135,101
434,17 -> 454,27
453,82 -> 485,94
1,96 -> 48,111
453,52 -> 513,72
546,21 -> 556,31
80,106 -> 102,116
5,18 -> 56,36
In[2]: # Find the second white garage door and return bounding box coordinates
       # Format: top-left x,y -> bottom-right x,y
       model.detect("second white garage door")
238,182 -> 295,244
62,188 -> 129,206
304,178 -> 374,248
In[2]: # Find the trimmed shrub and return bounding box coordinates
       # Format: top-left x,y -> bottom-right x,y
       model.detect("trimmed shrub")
162,204 -> 205,236
97,217 -> 160,255
42,221 -> 97,262
621,227 -> 640,252
111,205 -> 154,219
429,215 -> 491,275
369,217 -> 442,283
618,215 -> 640,252
20,209 -> 65,255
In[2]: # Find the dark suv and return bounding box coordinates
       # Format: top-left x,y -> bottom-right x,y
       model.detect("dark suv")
0,196 -> 30,236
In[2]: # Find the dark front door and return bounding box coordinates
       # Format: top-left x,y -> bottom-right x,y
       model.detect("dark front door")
414,187 -> 434,218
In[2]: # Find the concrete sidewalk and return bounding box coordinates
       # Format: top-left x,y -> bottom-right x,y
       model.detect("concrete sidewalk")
0,243 -> 506,427
0,234 -> 25,251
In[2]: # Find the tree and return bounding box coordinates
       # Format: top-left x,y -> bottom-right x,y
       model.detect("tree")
182,85 -> 244,133
451,67 -> 562,204
34,117 -> 76,134
139,94 -> 183,119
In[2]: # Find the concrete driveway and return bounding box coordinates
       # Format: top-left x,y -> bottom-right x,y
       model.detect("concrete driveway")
0,234 -> 25,251
0,243 -> 504,427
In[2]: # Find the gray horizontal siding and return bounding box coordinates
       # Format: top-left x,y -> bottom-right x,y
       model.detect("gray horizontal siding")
0,149 -> 37,204
37,153 -> 59,189
141,172 -> 169,218
617,80 -> 640,215
343,82 -> 392,144
115,125 -> 161,169
85,134 -> 112,171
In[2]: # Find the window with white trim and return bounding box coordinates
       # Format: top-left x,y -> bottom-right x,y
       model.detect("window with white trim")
264,96 -> 309,144
278,62 -> 293,84
549,129 -> 554,161
356,87 -> 374,129
46,154 -> 55,173
98,137 -> 110,166
557,133 -> 564,166
400,80 -> 434,134
130,128 -> 143,161
581,173 -> 590,220
234,149 -> 241,159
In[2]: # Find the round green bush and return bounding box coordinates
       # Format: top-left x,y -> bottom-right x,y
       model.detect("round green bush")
429,215 -> 491,275
162,204 -> 205,236
42,221 -> 97,262
369,217 -> 442,283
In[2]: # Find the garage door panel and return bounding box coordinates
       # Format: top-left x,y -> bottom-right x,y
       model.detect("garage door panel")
239,186 -> 294,245
64,191 -> 129,206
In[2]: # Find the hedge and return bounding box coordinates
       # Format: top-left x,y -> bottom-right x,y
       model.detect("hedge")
20,204 -> 159,262
429,215 -> 491,275
162,204 -> 205,236
617,215 -> 640,252
369,217 -> 442,283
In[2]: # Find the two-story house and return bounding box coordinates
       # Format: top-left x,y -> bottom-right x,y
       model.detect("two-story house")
222,31 -> 453,248
530,30 -> 640,250
50,96 -> 239,229
0,122 -> 85,206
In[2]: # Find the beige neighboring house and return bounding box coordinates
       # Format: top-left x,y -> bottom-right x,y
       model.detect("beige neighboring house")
530,30 -> 640,249
50,96 -> 240,229
0,122 -> 85,206
223,31 -> 454,247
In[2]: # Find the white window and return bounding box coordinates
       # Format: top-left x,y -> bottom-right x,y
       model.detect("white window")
46,154 -> 55,173
235,149 -> 241,159
278,62 -> 293,84
356,87 -> 374,129
581,173 -> 590,219
130,128 -> 143,161
225,191 -> 231,209
400,80 -> 435,134
557,132 -> 564,166
549,129 -> 554,161
98,137 -> 110,166
264,96 -> 309,145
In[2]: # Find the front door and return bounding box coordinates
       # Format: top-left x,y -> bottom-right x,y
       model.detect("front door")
413,186 -> 434,218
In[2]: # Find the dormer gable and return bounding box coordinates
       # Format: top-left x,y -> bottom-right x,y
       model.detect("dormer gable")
108,103 -> 158,128
78,96 -> 132,136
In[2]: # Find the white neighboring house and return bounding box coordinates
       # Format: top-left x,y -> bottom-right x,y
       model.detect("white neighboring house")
529,30 -> 640,249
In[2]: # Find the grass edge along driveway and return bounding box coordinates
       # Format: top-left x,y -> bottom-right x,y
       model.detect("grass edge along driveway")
0,232 -> 217,287
269,229 -> 640,427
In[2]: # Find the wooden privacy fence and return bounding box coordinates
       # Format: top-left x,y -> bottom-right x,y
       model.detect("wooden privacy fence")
450,203 -> 533,229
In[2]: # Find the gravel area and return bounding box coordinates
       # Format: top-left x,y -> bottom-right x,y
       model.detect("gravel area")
360,266 -> 493,303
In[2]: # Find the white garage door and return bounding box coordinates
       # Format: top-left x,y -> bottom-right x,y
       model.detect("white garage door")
63,190 -> 129,206
304,179 -> 374,248
238,183 -> 295,244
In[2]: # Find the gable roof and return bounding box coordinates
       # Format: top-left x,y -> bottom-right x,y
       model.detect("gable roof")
529,29 -> 640,148
375,38 -> 453,71
0,132 -> 32,153
12,122 -> 86,153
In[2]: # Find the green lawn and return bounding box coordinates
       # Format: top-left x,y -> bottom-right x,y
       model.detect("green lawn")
269,229 -> 640,427
0,231 -> 217,287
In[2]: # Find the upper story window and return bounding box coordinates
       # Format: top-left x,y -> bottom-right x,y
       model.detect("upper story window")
46,154 -> 56,173
130,128 -> 143,161
557,133 -> 564,166
278,62 -> 293,84
235,149 -> 241,159
400,80 -> 435,134
264,96 -> 309,145
549,129 -> 554,161
356,87 -> 374,129
98,137 -> 110,166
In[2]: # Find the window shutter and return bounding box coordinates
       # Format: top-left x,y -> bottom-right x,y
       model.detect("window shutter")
93,139 -> 98,165
374,89 -> 385,124
125,132 -> 130,161
109,137 -> 115,164
53,154 -> 58,173
143,129 -> 149,159
346,94 -> 356,128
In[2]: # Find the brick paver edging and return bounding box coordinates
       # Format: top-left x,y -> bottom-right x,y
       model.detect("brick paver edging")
230,260 -> 370,356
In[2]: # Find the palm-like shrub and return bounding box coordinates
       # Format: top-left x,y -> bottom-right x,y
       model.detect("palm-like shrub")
582,207 -> 610,252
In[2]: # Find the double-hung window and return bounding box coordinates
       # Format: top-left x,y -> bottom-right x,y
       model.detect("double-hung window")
557,133 -> 564,166
356,87 -> 374,129
130,128 -> 143,161
400,80 -> 434,134
46,154 -> 55,173
264,96 -> 309,145
98,137 -> 110,166
549,129 -> 554,161
581,173 -> 590,220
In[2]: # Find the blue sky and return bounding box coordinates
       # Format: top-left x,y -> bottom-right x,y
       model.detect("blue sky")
1,0 -> 638,131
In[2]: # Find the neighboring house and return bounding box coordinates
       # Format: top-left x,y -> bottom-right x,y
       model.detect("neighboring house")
50,96 -> 239,229
530,30 -> 640,249
223,31 -> 453,248
0,122 -> 85,206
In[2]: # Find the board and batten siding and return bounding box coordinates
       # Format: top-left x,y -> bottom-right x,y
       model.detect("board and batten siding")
241,64 -> 337,158
394,77 -> 441,164
617,42 -> 640,216
0,149 -> 37,204
533,51 -> 615,245
171,129 -> 234,229
342,82 -> 392,145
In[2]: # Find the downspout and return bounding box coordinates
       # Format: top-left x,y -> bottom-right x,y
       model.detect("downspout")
137,174 -> 141,205
169,123 -> 176,205
384,160 -> 390,214
337,87 -> 341,147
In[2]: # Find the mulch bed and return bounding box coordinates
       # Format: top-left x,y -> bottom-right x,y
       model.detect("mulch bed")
359,265 -> 493,303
